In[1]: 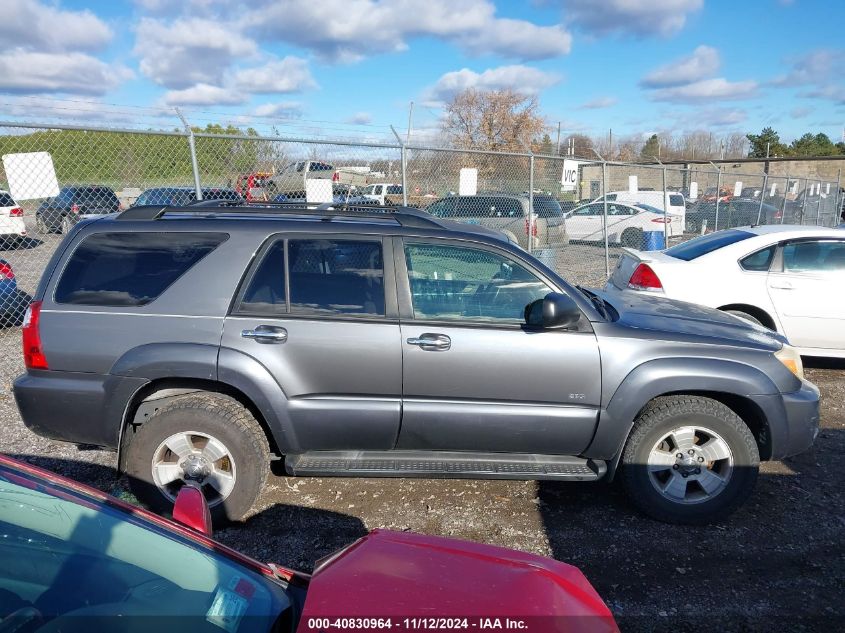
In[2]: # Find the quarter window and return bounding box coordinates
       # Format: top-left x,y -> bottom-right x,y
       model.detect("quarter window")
404,243 -> 552,323
740,246 -> 775,272
55,232 -> 227,306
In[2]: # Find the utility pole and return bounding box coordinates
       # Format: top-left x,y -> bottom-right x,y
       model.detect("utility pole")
555,121 -> 561,156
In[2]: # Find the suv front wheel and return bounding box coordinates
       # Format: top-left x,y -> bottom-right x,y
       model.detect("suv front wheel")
123,393 -> 270,522
620,395 -> 759,525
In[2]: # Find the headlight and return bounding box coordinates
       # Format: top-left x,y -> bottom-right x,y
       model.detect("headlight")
775,344 -> 804,381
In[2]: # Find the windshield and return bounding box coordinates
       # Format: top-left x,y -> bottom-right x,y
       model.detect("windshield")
0,465 -> 290,632
665,229 -> 754,261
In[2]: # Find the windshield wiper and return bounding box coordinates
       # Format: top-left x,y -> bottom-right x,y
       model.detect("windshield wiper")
576,285 -> 609,319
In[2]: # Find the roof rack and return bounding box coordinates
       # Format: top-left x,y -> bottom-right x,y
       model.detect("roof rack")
115,201 -> 443,229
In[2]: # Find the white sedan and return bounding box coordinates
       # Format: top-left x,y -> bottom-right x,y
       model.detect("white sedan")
565,202 -> 673,245
604,225 -> 845,358
0,190 -> 26,242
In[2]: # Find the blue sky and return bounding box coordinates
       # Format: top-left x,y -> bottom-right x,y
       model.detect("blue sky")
0,0 -> 842,145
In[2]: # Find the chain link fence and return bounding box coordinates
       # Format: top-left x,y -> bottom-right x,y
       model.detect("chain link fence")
0,120 -> 842,388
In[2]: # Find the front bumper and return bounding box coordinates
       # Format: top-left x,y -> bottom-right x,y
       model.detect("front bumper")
751,379 -> 821,460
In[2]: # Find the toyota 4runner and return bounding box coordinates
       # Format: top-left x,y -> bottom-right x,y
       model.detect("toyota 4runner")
14,201 -> 820,525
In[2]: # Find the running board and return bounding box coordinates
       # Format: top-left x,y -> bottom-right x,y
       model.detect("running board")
285,451 -> 606,481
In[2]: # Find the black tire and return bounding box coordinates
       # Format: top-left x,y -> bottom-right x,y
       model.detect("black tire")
620,227 -> 643,248
620,395 -> 759,525
35,216 -> 49,235
124,393 -> 270,523
723,309 -> 764,327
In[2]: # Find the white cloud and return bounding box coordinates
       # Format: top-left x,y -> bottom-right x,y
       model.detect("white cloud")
650,78 -> 758,103
790,106 -> 813,118
640,45 -> 720,88
135,17 -> 258,89
771,49 -> 845,105
162,83 -> 247,106
234,57 -> 317,93
578,96 -> 618,109
564,0 -> 703,37
424,65 -> 560,104
0,50 -> 133,95
345,112 -> 373,125
694,107 -> 747,127
244,0 -> 571,62
0,0 -> 112,52
253,102 -> 304,118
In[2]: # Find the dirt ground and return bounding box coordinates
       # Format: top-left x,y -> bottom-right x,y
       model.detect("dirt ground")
1,360 -> 842,632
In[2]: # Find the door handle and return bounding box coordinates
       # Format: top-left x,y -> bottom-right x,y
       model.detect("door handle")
406,334 -> 451,351
241,326 -> 288,344
769,281 -> 793,290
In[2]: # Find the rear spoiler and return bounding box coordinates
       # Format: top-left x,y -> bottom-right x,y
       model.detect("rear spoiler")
620,247 -> 649,262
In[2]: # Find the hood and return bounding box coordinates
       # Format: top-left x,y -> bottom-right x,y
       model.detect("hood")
595,288 -> 785,351
301,529 -> 617,631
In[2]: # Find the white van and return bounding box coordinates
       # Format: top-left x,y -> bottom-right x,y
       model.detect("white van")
594,190 -> 686,237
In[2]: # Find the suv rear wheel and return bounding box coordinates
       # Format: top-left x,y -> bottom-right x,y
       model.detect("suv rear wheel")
620,395 -> 759,525
123,393 -> 270,523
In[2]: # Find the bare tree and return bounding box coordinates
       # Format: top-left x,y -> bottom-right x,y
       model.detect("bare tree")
442,89 -> 546,152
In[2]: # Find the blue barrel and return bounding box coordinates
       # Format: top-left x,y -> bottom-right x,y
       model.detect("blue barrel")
641,230 -> 666,251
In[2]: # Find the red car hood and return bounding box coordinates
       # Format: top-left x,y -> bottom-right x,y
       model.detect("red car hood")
300,529 -> 617,632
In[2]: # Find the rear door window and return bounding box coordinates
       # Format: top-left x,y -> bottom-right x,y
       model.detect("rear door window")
55,232 -> 228,306
0,193 -> 14,206
288,239 -> 384,316
665,229 -> 754,261
669,194 -> 684,206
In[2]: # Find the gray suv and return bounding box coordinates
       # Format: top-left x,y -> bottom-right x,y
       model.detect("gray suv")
14,201 -> 820,525
425,194 -> 568,251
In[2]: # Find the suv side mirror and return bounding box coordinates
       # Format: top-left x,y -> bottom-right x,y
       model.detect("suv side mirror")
525,292 -> 581,330
172,482 -> 212,536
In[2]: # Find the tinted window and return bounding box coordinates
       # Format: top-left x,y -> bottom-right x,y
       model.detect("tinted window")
288,239 -> 384,316
740,246 -> 775,271
665,229 -> 754,261
56,232 -> 227,306
669,194 -> 684,206
405,243 -> 552,323
573,204 -> 600,216
426,198 -> 456,218
56,188 -> 77,205
533,197 -> 562,218
387,185 -> 403,194
238,241 -> 286,315
783,240 -> 845,272
0,193 -> 14,206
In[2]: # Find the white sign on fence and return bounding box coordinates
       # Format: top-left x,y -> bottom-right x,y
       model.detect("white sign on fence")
628,175 -> 638,192
689,182 -> 698,200
305,178 -> 333,203
734,181 -> 743,197
825,183 -> 831,194
459,168 -> 478,196
2,151 -> 60,200
560,160 -> 578,191
770,183 -> 778,196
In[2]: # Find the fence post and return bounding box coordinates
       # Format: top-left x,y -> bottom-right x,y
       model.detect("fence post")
835,169 -> 842,226
175,108 -> 203,201
661,166 -> 669,241
390,125 -> 408,205
602,160 -> 609,278
710,162 -> 722,230
800,178 -> 809,224
756,173 -> 769,224
780,169 -> 790,223
815,180 -> 823,225
528,153 -> 535,255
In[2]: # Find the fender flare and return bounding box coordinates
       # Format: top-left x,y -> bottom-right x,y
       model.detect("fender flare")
585,357 -> 782,473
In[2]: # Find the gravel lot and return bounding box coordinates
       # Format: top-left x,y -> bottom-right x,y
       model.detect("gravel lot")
1,361 -> 841,631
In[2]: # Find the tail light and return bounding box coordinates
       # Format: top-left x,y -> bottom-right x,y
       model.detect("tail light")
70,203 -> 80,214
22,301 -> 48,370
9,207 -> 23,217
628,263 -> 663,292
0,262 -> 14,280
774,211 -> 782,220
524,218 -> 538,237
332,172 -> 339,182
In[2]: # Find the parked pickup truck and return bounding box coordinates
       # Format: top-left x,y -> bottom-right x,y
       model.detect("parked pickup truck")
267,161 -> 369,197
